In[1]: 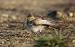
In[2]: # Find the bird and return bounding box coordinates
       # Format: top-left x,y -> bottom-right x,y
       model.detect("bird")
26,13 -> 55,32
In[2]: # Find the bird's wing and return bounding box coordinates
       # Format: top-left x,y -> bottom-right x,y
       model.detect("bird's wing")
34,19 -> 55,26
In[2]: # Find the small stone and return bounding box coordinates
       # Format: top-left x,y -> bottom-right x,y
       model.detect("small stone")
2,41 -> 4,44
2,14 -> 9,18
72,40 -> 75,43
11,16 -> 17,20
69,12 -> 73,17
57,11 -> 63,16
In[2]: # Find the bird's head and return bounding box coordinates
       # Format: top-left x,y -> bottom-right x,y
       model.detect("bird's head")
27,13 -> 36,21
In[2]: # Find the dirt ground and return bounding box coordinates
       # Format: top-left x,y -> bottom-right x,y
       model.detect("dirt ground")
0,8 -> 75,47
0,0 -> 75,47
